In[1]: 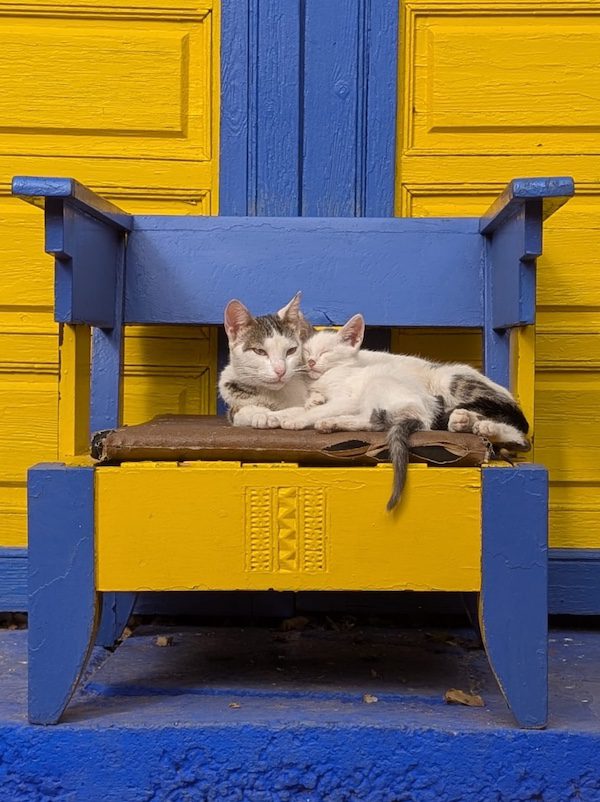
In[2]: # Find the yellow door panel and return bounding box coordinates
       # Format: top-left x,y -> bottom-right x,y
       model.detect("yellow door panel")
0,4 -> 214,162
536,375 -> 600,484
96,464 -> 482,592
0,193 -> 55,310
0,374 -> 58,484
538,194 -> 600,310
403,2 -> 600,156
0,325 -> 58,546
122,326 -> 216,424
0,486 -> 27,548
550,484 -> 600,550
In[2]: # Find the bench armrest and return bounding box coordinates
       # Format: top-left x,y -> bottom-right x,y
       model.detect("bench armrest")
479,177 -> 574,335
479,177 -> 574,236
479,176 -> 574,391
12,176 -> 132,232
12,177 -> 131,328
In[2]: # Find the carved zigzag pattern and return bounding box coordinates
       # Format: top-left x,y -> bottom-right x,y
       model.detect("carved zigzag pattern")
245,486 -> 326,573
276,487 -> 298,572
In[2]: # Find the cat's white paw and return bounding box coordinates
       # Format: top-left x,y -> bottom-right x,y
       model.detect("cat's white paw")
473,419 -> 494,437
305,391 -> 326,409
280,416 -> 309,430
231,408 -> 253,427
448,409 -> 474,432
266,414 -> 281,428
473,419 -> 528,448
251,413 -> 271,428
315,418 -> 338,432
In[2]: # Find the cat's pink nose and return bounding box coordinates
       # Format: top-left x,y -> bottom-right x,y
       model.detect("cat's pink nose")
274,364 -> 286,377
307,359 -> 316,368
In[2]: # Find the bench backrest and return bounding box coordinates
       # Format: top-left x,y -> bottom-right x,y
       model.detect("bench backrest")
12,175 -> 574,444
125,216 -> 483,328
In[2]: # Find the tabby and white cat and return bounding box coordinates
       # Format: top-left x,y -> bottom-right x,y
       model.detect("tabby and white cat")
218,293 -> 313,426
267,314 -> 529,509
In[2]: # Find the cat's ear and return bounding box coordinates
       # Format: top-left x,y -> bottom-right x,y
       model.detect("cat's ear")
224,299 -> 254,342
339,314 -> 365,349
277,291 -> 302,323
278,291 -> 315,341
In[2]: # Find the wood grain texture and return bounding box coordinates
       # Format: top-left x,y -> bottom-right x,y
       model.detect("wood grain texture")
219,0 -> 250,215
220,0 -> 398,217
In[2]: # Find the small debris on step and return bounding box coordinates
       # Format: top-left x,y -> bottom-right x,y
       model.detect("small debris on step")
279,616 -> 309,632
228,702 -> 241,709
444,688 -> 484,707
155,635 -> 174,647
363,693 -> 379,704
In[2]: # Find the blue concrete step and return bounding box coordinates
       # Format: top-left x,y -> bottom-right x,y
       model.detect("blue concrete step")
1,624 -> 600,801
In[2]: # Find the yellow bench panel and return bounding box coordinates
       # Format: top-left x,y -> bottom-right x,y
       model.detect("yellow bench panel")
96,463 -> 481,592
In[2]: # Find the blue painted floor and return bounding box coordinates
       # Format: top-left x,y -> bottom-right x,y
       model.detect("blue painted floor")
2,622 -> 600,801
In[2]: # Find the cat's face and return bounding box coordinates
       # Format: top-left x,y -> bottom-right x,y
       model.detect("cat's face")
303,314 -> 365,379
224,293 -> 312,390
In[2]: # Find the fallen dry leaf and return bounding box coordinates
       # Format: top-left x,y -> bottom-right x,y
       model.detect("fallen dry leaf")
280,616 -> 309,632
228,702 -> 241,709
362,693 -> 379,704
444,688 -> 484,707
155,635 -> 173,647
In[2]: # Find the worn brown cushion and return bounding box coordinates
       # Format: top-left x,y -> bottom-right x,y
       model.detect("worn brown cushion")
91,414 -> 492,468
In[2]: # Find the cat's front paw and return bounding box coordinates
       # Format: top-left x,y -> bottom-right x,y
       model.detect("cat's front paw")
280,415 -> 310,430
305,390 -> 326,409
250,412 -> 272,428
314,418 -> 339,433
231,407 -> 254,427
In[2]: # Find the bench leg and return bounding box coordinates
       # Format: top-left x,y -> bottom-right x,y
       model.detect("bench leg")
28,465 -> 98,724
96,593 -> 137,647
480,465 -> 548,728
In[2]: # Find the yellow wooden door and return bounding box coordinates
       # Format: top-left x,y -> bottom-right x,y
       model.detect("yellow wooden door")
0,0 -> 219,548
396,1 -> 600,551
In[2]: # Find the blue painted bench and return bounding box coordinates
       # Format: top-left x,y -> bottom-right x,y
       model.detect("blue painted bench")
13,175 -> 574,726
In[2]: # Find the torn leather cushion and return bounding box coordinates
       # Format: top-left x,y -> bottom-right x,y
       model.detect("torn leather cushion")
91,414 -> 491,468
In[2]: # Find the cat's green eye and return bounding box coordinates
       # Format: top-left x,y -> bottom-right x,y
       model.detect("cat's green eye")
286,346 -> 298,356
253,348 -> 267,356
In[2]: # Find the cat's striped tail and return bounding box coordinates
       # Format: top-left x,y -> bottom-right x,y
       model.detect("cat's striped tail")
371,410 -> 424,511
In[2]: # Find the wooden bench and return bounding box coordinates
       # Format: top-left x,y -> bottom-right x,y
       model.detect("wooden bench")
13,175 -> 574,726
